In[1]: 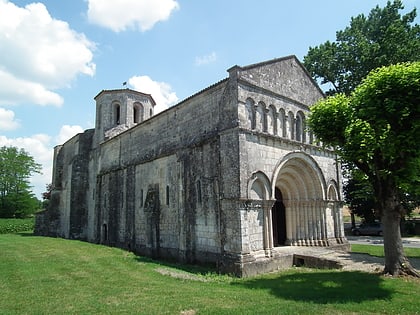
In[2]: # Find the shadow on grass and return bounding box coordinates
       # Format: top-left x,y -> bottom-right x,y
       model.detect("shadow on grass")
134,256 -> 219,275
16,231 -> 35,236
234,270 -> 392,304
134,256 -> 393,304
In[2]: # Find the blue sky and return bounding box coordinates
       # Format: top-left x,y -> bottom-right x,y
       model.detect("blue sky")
0,0 -> 418,198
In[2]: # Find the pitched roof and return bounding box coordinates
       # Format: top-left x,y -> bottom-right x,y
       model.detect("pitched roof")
94,88 -> 156,106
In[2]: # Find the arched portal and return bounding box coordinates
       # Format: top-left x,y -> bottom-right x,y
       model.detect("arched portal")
272,152 -> 327,246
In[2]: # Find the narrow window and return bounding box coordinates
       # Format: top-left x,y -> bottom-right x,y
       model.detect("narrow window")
115,104 -> 121,125
296,115 -> 302,142
140,189 -> 143,207
150,108 -> 153,117
166,185 -> 170,206
197,180 -> 202,204
288,111 -> 295,140
245,98 -> 255,130
133,106 -> 139,123
102,224 -> 108,242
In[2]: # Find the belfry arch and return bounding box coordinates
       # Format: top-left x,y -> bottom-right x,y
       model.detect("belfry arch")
271,152 -> 328,246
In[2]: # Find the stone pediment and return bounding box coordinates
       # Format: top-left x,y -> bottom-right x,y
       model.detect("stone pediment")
229,55 -> 324,106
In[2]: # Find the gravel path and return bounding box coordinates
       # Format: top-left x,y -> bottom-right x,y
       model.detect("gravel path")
304,248 -> 420,273
156,248 -> 420,280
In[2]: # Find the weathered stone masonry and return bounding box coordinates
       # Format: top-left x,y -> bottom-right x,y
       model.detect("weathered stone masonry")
35,55 -> 349,277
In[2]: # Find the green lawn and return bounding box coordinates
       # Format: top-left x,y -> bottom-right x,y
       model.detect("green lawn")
1,233 -> 419,314
351,243 -> 420,259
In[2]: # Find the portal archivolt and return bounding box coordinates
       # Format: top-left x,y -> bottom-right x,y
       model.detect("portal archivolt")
248,152 -> 345,250
272,152 -> 328,246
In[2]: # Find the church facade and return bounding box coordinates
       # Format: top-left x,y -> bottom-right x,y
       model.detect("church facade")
35,55 -> 348,276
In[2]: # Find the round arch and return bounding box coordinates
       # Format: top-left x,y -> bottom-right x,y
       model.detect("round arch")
247,171 -> 272,200
270,152 -> 328,246
327,180 -> 340,201
271,152 -> 327,201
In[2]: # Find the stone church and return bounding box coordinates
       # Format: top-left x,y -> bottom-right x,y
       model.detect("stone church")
35,55 -> 348,276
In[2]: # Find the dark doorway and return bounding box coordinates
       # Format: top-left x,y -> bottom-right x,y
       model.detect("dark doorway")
102,223 -> 108,243
272,188 -> 286,246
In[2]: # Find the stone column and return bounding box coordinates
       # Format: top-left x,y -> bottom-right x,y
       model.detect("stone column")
261,200 -> 275,256
302,200 -> 310,246
310,201 -> 319,246
316,200 -> 324,246
284,200 -> 293,245
335,201 -> 345,243
304,201 -> 313,246
291,200 -> 298,245
321,200 -> 329,246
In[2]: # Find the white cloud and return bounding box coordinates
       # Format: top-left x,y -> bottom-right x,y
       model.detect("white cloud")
0,123 -> 87,198
55,125 -> 84,144
128,76 -> 179,114
87,0 -> 179,32
195,52 -> 217,66
0,107 -> 20,130
0,0 -> 95,106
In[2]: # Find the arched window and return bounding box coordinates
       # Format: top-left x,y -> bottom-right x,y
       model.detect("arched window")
246,98 -> 255,129
278,108 -> 286,138
149,108 -> 153,118
133,106 -> 138,123
133,102 -> 144,123
295,111 -> 306,143
256,102 -> 267,132
287,111 -> 295,140
114,103 -> 121,125
267,105 -> 277,135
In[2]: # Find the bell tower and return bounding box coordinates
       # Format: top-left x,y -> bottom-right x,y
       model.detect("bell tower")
93,89 -> 156,146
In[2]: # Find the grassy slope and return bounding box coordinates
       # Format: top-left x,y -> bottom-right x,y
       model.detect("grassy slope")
0,233 -> 419,314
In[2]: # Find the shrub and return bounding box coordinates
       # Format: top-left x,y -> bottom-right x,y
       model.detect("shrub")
0,218 -> 35,234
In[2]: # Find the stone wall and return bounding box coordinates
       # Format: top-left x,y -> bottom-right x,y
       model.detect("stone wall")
35,129 -> 94,238
91,79 -> 242,264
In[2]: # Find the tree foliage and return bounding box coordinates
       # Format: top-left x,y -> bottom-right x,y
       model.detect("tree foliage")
304,0 -> 420,223
308,62 -> 420,276
304,0 -> 420,95
343,167 -> 377,223
0,146 -> 41,218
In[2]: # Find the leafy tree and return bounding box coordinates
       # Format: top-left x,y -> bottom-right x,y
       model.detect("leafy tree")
343,167 -> 376,223
308,62 -> 420,277
343,166 -> 420,226
0,146 -> 41,218
304,0 -> 420,222
41,183 -> 52,209
304,0 -> 420,96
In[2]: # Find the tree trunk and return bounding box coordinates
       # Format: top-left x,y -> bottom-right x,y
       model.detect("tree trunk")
376,177 -> 419,277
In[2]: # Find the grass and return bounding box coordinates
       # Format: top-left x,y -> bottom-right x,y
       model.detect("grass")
0,233 -> 419,314
351,243 -> 420,259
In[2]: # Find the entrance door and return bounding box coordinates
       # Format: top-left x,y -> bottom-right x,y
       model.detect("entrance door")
272,188 -> 286,246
